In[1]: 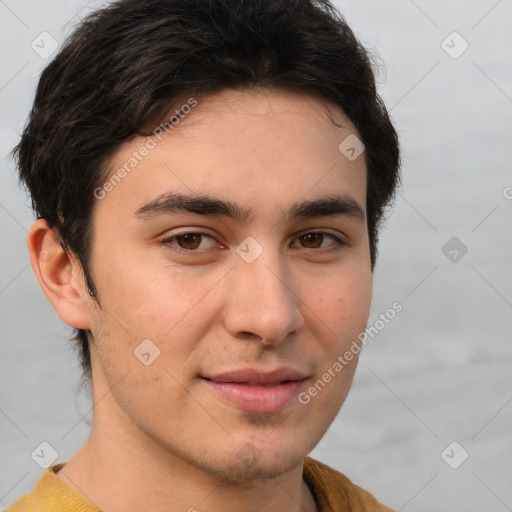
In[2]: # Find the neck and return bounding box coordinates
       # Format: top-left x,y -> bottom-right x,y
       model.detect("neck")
55,392 -> 318,512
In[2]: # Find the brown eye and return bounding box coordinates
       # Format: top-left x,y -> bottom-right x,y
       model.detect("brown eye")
175,233 -> 202,250
160,231 -> 218,255
292,231 -> 345,253
299,232 -> 324,248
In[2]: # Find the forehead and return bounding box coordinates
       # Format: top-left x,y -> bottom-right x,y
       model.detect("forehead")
95,88 -> 367,222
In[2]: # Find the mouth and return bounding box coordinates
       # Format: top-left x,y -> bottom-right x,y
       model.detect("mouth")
200,367 -> 308,413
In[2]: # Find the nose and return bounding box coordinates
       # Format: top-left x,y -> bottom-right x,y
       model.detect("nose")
222,246 -> 305,345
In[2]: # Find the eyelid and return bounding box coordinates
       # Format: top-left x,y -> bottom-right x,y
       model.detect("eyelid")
291,230 -> 346,250
158,229 -> 219,255
294,228 -> 346,241
159,228 -> 347,255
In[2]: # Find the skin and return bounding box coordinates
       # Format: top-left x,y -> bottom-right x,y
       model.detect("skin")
28,88 -> 372,512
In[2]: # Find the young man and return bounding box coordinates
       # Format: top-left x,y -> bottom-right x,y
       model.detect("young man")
7,0 -> 400,510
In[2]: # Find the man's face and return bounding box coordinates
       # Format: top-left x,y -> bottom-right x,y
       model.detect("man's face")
85,88 -> 371,479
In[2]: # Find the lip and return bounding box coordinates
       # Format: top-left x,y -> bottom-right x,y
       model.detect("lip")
201,367 -> 307,413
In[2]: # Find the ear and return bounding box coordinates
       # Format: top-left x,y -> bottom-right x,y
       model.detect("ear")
27,219 -> 92,330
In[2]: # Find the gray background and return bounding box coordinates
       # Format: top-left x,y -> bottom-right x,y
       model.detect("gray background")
1,1 -> 511,510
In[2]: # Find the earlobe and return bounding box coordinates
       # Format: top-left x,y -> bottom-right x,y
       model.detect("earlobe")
27,219 -> 92,330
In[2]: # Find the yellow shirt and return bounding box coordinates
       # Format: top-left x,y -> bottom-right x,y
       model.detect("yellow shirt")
5,457 -> 394,512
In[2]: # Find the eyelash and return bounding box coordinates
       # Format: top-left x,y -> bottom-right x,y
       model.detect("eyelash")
159,230 -> 346,256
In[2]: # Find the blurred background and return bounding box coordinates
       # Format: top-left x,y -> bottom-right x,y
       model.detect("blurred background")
1,1 -> 511,510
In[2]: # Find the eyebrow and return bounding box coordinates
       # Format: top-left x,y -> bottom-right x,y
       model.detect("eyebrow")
134,192 -> 365,224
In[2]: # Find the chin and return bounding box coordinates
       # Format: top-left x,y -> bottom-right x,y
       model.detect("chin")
183,434 -> 309,483
217,450 -> 305,482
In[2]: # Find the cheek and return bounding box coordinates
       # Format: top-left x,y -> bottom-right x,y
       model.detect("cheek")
96,256 -> 226,341
303,266 -> 372,345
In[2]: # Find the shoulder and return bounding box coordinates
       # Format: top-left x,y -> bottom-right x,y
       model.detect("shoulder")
3,493 -> 33,512
4,463 -> 100,512
303,457 -> 395,512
